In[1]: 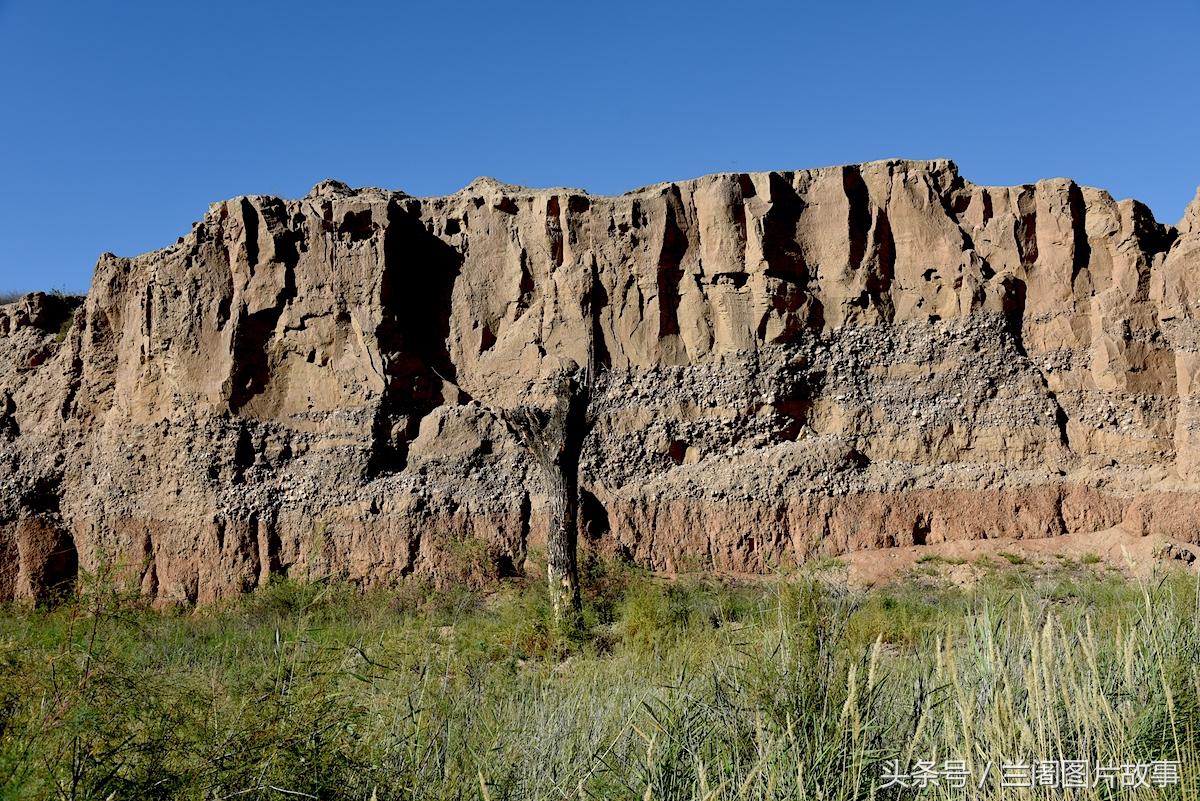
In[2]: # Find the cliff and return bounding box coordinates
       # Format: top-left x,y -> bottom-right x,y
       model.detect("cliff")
2,159 -> 1197,602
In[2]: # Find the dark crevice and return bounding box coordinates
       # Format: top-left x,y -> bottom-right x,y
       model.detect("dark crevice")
546,196 -> 564,268
55,314 -> 85,418
479,325 -> 497,354
772,398 -> 812,441
912,514 -> 930,546
1126,200 -> 1175,300
215,295 -> 232,329
712,272 -> 749,288
22,475 -> 61,516
1067,183 -> 1092,281
565,196 -> 591,254
37,526 -> 77,605
737,173 -> 757,199
1051,394 -> 1071,448
0,390 -> 17,440
227,215 -> 299,413
579,489 -> 610,542
514,250 -> 535,319
1016,187 -> 1039,269
958,188 -> 995,225
861,209 -> 896,320
338,209 -> 376,242
258,513 -> 283,580
587,258 -> 611,370
228,303 -> 291,412
629,200 -> 648,230
843,166 -> 872,271
1001,276 -> 1028,356
844,447 -> 871,469
493,552 -> 519,579
142,533 -> 159,596
240,199 -> 260,270
11,479 -> 78,603
872,209 -> 896,285
656,188 -> 688,338
233,425 -> 256,482
731,189 -> 748,255
369,200 -> 464,476
762,173 -> 809,283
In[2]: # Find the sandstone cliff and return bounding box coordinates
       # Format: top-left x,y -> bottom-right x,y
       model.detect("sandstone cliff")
2,160 -> 1197,602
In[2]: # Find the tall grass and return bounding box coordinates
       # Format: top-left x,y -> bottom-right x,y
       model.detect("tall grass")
0,561 -> 1196,799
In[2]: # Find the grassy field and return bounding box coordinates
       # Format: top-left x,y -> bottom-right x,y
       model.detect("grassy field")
0,555 -> 1197,800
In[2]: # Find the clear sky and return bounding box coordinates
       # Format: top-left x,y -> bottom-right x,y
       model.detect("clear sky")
1,0 -> 1197,294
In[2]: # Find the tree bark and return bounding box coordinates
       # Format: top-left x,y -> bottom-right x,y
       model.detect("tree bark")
505,369 -> 587,630
537,452 -> 581,628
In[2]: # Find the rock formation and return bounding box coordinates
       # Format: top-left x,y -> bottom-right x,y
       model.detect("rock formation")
1,160 -> 1197,602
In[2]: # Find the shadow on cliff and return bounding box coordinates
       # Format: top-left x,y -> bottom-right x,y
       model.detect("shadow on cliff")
369,202 -> 464,475
228,200 -> 301,414
1,476 -> 78,605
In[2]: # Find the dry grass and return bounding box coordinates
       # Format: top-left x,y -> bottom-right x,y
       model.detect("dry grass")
0,560 -> 1196,799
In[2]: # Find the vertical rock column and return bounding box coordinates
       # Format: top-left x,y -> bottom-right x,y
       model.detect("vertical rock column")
1162,190 -> 1200,480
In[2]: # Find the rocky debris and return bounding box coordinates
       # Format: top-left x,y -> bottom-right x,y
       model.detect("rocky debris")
0,159 -> 1197,603
1158,540 -> 1198,565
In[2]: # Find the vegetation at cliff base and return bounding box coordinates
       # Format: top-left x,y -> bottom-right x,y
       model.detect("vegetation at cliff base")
0,558 -> 1197,800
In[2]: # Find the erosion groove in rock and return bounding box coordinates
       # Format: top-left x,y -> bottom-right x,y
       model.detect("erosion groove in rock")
1,159 -> 1197,602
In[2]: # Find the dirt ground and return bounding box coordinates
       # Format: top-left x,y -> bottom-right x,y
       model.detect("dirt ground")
842,526 -> 1200,590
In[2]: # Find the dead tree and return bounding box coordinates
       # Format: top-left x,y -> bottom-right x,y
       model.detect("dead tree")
500,259 -> 604,628
502,367 -> 590,628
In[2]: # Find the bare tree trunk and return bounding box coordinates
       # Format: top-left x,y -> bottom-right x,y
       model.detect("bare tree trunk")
503,261 -> 601,631
505,369 -> 587,630
537,451 -> 581,627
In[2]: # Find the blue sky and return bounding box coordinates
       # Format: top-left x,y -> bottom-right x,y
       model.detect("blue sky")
1,0 -> 1197,294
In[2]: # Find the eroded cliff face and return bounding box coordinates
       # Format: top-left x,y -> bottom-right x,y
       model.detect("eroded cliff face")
1,160 -> 1197,602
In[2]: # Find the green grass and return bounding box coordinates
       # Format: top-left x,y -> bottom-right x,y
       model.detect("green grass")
0,560 -> 1197,800
914,553 -> 967,567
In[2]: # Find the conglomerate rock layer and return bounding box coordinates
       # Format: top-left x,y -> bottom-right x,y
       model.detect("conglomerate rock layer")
2,160 -> 1198,602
